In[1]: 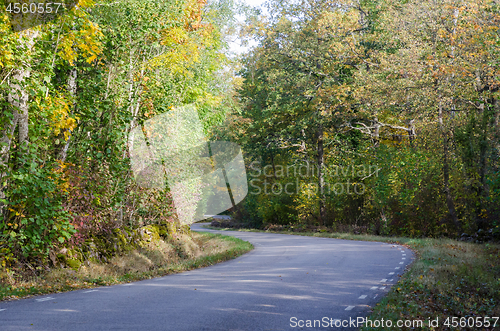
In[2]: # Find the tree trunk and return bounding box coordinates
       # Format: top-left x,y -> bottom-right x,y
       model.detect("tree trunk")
408,119 -> 415,145
493,97 -> 500,172
10,30 -> 39,156
0,109 -> 19,218
270,151 -> 277,179
59,68 -> 78,162
1,29 -> 39,216
476,99 -> 492,230
125,48 -> 144,159
439,103 -> 461,234
317,123 -> 325,226
373,116 -> 380,147
8,68 -> 30,154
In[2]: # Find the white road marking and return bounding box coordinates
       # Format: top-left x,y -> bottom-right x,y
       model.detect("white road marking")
380,279 -> 387,282
401,251 -> 405,253
36,297 -> 55,302
122,284 -> 133,286
402,258 -> 406,260
358,295 -> 367,299
388,272 -> 394,275
0,309 -> 5,312
389,279 -> 394,282
402,254 -> 406,256
83,290 -> 98,293
370,286 -> 378,290
395,267 -> 400,269
399,262 -> 404,264
345,306 -> 355,311
380,287 -> 386,290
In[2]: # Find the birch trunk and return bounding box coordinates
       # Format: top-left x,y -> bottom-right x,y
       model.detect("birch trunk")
317,123 -> 325,226
12,30 -> 39,154
373,116 -> 380,147
59,68 -> 77,162
1,29 -> 39,216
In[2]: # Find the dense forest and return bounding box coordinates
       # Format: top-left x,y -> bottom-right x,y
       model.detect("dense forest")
0,0 -> 239,271
0,0 -> 499,276
219,0 -> 500,240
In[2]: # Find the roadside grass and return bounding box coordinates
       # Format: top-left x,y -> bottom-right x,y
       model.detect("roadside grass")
0,232 -> 253,302
206,225 -> 500,330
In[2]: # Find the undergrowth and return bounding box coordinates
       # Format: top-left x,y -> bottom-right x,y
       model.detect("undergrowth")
0,232 -> 253,301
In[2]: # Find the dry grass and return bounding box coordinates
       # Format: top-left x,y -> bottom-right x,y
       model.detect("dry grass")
0,232 -> 253,301
361,239 -> 500,331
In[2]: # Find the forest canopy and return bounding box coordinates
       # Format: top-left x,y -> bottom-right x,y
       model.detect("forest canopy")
0,0 -> 239,268
221,0 -> 500,239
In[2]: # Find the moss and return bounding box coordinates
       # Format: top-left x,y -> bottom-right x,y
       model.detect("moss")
87,257 -> 100,264
136,225 -> 161,248
59,224 -> 190,269
55,248 -> 83,270
82,236 -> 114,262
166,222 -> 177,236
66,258 -> 81,271
154,224 -> 169,238
67,249 -> 83,261
113,228 -> 127,245
112,228 -> 135,253
179,224 -> 191,235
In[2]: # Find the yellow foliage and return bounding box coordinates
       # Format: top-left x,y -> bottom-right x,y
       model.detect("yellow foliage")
162,27 -> 189,46
150,0 -> 215,76
293,183 -> 320,221
152,35 -> 200,75
56,8 -> 104,66
0,13 -> 15,67
38,95 -> 79,140
201,92 -> 223,107
77,0 -> 96,8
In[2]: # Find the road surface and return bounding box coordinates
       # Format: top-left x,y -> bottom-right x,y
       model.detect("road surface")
0,223 -> 414,330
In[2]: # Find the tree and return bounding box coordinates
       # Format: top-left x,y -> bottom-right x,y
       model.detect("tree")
0,0 -> 238,266
237,0 -> 369,225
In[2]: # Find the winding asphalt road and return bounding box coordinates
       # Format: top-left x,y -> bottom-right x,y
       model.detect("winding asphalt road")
0,223 -> 414,330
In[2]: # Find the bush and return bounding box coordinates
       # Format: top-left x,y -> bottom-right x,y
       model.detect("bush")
1,165 -> 75,264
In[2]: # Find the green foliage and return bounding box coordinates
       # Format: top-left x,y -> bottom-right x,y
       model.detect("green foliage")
227,0 -> 500,239
0,0 -> 237,272
1,165 -> 75,262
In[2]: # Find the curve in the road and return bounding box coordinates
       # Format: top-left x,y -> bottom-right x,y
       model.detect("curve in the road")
0,223 -> 414,331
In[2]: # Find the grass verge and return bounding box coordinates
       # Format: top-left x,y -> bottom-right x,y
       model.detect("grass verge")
0,232 -> 253,302
206,225 -> 500,330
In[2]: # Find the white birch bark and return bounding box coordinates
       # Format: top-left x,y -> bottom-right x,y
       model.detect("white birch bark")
59,68 -> 78,162
0,29 -> 39,216
12,30 -> 39,152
